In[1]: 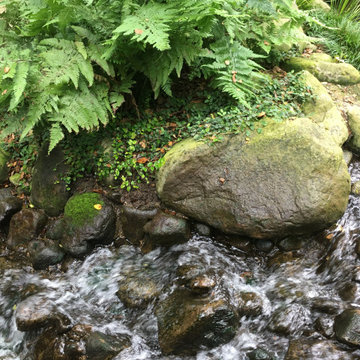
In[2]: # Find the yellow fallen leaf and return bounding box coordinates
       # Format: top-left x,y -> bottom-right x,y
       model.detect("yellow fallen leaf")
29,203 -> 34,208
94,204 -> 102,210
13,304 -> 17,310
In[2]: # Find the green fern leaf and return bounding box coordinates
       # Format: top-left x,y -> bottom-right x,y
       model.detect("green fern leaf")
48,123 -> 65,153
8,61 -> 29,111
112,3 -> 176,51
78,58 -> 94,86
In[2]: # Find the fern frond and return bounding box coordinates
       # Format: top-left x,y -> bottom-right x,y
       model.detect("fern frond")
48,123 -> 65,153
9,61 -> 30,111
112,3 -> 176,51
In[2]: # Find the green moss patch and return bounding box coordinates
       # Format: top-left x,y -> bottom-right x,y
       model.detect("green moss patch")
64,193 -> 104,227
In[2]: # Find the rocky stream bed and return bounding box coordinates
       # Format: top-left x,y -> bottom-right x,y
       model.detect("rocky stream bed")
0,158 -> 359,359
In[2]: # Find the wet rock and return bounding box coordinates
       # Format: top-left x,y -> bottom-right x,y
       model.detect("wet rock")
218,235 -> 252,252
28,239 -> 65,270
7,209 -> 47,249
356,240 -> 360,256
0,147 -> 9,183
343,150 -> 353,166
338,282 -> 357,301
59,193 -> 116,257
34,324 -> 130,360
195,223 -> 211,236
0,189 -> 22,226
267,252 -> 295,268
236,291 -> 263,317
189,274 -> 216,295
31,145 -> 70,217
347,105 -> 360,155
334,309 -> 360,347
157,118 -> 350,240
255,239 -> 274,253
142,212 -> 190,251
314,316 -> 334,338
352,181 -> 360,196
286,55 -> 360,85
268,303 -> 311,335
277,237 -> 304,251
120,206 -> 157,244
299,71 -> 348,146
247,348 -> 277,360
156,289 -> 238,355
311,297 -> 341,314
116,276 -> 160,308
285,338 -> 352,360
16,295 -> 71,332
353,266 -> 360,282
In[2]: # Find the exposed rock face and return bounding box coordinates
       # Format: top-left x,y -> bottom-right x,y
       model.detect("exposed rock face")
55,193 -> 116,257
7,209 -> 47,249
142,212 -> 190,251
120,206 -> 157,244
334,309 -> 360,347
347,105 -> 360,154
157,118 -> 350,240
31,145 -> 70,217
0,188 -> 22,227
28,239 -> 65,270
156,289 -> 238,355
236,291 -> 263,317
285,54 -> 360,85
16,295 -> 71,332
299,70 -> 348,146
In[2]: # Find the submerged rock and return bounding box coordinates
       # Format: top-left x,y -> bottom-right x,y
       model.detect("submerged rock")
34,324 -> 130,360
285,338 -> 352,360
31,145 -> 70,217
247,348 -> 277,360
142,212 -> 190,251
16,295 -> 71,332
7,209 -> 47,249
156,289 -> 238,355
285,55 -> 360,85
59,193 -> 116,257
116,275 -> 160,308
334,309 -> 360,347
268,303 -> 311,336
157,118 -> 350,240
236,291 -> 263,317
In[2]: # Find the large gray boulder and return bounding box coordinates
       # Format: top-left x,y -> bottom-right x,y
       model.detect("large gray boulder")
157,118 -> 350,240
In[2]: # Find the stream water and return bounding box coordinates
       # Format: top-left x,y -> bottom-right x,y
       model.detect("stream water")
1,161 -> 360,359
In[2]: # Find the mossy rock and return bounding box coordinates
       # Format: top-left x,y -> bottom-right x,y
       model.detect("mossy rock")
59,192 -> 116,257
0,147 -> 9,183
157,118 -> 350,239
347,105 -> 360,154
299,70 -> 348,145
285,56 -> 360,85
297,0 -> 330,11
31,145 -> 70,217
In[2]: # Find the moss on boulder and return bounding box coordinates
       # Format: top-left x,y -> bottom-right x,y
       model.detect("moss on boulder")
58,192 -> 116,257
157,118 -> 350,240
285,55 -> 360,85
347,105 -> 360,154
0,147 -> 9,183
299,70 -> 348,145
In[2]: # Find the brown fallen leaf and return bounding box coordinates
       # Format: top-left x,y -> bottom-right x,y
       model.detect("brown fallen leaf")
4,66 -> 10,74
134,29 -> 143,35
137,157 -> 149,164
257,111 -> 266,118
219,177 -> 225,184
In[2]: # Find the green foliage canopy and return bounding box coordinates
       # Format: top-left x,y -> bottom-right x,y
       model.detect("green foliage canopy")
0,0 -> 305,152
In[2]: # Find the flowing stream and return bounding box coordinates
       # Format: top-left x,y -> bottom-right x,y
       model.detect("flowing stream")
1,161 -> 360,359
